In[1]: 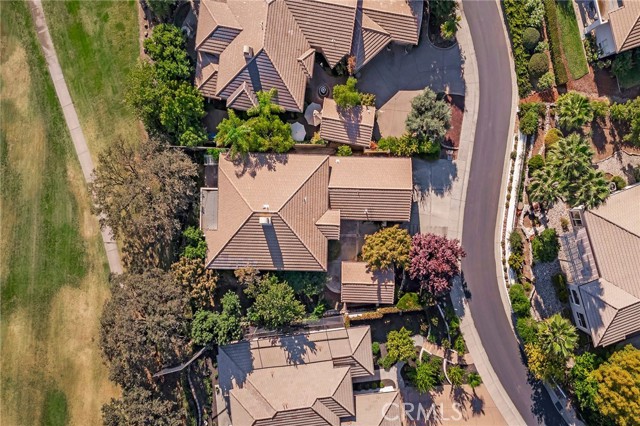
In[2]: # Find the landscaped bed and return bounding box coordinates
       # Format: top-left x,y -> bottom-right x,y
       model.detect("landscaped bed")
443,94 -> 464,157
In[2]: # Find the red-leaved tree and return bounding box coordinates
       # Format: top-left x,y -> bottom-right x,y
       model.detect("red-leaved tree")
409,233 -> 466,296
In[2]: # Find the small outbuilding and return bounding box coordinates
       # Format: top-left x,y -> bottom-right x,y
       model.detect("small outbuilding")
341,261 -> 395,305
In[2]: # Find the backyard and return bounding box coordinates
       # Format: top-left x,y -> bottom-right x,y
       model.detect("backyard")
1,1 -> 121,424
42,0 -> 141,155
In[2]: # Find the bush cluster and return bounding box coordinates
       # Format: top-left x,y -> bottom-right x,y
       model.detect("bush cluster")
532,228 -> 559,262
543,0 -> 568,85
516,317 -> 539,344
528,154 -> 545,173
537,71 -> 555,91
552,273 -> 569,303
519,102 -> 542,135
396,292 -> 421,311
509,283 -> 531,317
523,27 -> 541,51
528,53 -> 549,77
503,0 -> 536,96
544,128 -> 563,147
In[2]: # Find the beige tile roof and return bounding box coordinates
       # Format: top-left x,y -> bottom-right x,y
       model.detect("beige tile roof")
316,209 -> 341,240
195,0 -> 423,111
341,261 -> 395,305
320,98 -> 376,147
218,327 -> 375,425
194,52 -> 219,98
608,0 -> 640,52
343,391 -> 402,426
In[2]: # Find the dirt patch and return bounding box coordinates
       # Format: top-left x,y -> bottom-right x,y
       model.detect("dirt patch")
567,66 -> 598,94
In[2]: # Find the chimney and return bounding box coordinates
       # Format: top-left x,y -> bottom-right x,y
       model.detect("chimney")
243,45 -> 253,59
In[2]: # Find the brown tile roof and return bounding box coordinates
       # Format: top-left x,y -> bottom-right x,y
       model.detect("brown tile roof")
205,154 -> 330,271
218,327 -> 376,426
320,98 -> 376,147
341,261 -> 395,305
316,209 -> 341,240
608,1 -> 640,52
344,391 -> 402,426
195,0 -> 423,111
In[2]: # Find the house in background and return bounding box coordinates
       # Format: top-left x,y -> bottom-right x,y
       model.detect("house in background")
216,325 -> 402,426
194,0 -> 424,112
200,153 -> 412,272
579,0 -> 640,56
560,184 -> 640,347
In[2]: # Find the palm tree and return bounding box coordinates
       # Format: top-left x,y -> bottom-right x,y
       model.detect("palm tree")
537,314 -> 578,360
570,169 -> 610,209
547,134 -> 593,183
557,92 -> 594,131
467,372 -> 482,391
216,110 -> 253,158
528,167 -> 559,206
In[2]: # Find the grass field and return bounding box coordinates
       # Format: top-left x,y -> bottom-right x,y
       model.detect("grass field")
1,1 -> 118,424
42,0 -> 141,155
556,0 -> 589,80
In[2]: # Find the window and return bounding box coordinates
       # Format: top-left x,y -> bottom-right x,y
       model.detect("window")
571,289 -> 581,305
570,210 -> 583,227
577,312 -> 587,328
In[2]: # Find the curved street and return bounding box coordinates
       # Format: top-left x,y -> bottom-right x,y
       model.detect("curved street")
460,1 -> 566,424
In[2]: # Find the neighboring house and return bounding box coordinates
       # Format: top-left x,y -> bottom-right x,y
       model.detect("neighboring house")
217,325 -> 402,426
341,261 -> 395,306
200,154 -> 412,271
582,0 -> 640,56
560,184 -> 640,347
194,0 -> 424,112
320,98 -> 376,148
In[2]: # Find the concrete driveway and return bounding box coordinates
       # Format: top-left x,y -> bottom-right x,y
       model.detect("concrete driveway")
357,31 -> 464,137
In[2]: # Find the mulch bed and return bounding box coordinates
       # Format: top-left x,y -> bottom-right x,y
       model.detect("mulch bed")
443,94 -> 464,159
427,15 -> 456,49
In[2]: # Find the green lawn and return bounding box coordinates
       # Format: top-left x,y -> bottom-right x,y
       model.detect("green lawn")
42,0 -> 140,154
1,2 -> 117,424
555,0 -> 589,80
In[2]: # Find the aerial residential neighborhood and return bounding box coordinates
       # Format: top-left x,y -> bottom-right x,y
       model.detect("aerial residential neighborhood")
2,1 -> 639,426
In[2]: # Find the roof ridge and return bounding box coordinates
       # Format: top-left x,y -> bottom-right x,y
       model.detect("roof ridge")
216,48 -> 263,98
587,207 -> 640,239
257,50 -> 300,110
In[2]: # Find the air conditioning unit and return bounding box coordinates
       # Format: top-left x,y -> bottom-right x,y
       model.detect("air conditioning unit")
259,216 -> 272,225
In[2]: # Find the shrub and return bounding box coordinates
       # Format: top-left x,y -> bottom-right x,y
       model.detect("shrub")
405,88 -> 451,142
535,40 -> 549,53
396,292 -> 421,311
532,228 -> 559,262
372,342 -> 381,356
516,317 -> 539,344
361,92 -> 376,106
611,175 -> 627,190
509,230 -> 524,254
508,252 -> 525,272
378,355 -> 395,370
528,154 -> 545,173
612,51 -> 634,80
509,284 -> 531,317
181,226 -> 207,259
454,335 -> 467,354
591,100 -> 609,120
552,273 -> 569,303
519,102 -> 542,135
528,53 -> 549,77
422,139 -> 441,160
537,71 -> 555,91
333,77 -> 361,108
310,132 -> 326,145
377,134 -> 419,156
544,0 -> 569,85
544,128 -> 563,147
336,145 -> 353,156
523,27 -> 541,51
561,217 -> 570,231
503,0 -> 534,96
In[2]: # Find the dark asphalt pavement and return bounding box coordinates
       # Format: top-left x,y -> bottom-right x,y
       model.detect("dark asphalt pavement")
460,1 -> 566,425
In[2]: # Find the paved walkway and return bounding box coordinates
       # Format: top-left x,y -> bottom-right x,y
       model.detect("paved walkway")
28,0 -> 123,274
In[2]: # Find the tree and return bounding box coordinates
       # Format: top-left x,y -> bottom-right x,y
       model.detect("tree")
102,386 -> 182,426
592,345 -> 640,426
430,0 -> 457,27
333,77 -> 361,108
100,270 -> 191,390
125,60 -> 164,131
571,168 -> 610,209
246,89 -> 295,153
406,88 -> 451,142
361,225 -> 412,271
216,110 -> 253,157
180,226 -> 207,259
610,97 -> 640,146
440,15 -> 461,41
191,310 -> 217,346
537,314 -> 578,360
408,233 -> 466,296
448,365 -> 465,388
191,292 -> 243,346
611,51 -> 634,80
143,24 -> 191,81
411,356 -> 443,393
145,0 -> 177,21
159,82 -> 207,146
570,352 -> 602,415
557,92 -> 594,130
467,372 -> 483,390
531,228 -> 559,263
525,342 -> 565,382
275,271 -> 326,306
247,275 -> 305,329
235,266 -> 261,298
171,257 -> 217,309
90,139 -> 197,270
386,327 -> 416,363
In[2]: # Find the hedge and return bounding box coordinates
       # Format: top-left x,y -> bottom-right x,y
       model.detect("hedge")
504,0 -> 535,97
509,284 -> 531,317
544,0 -> 569,85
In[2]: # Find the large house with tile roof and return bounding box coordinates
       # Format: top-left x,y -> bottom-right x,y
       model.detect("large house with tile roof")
217,325 -> 402,426
560,184 -> 640,347
194,0 -> 424,112
583,0 -> 640,56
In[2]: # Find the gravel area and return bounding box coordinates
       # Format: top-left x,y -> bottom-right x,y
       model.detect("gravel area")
595,151 -> 640,184
531,260 -> 564,319
542,201 -> 570,234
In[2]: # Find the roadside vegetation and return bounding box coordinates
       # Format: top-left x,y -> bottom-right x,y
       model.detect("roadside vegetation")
1,1 -> 117,424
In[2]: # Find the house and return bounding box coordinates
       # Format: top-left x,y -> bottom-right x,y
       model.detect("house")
581,0 -> 640,56
340,261 -> 395,306
200,154 -> 412,271
320,98 -> 376,148
194,0 -> 424,112
560,184 -> 640,347
216,325 -> 402,426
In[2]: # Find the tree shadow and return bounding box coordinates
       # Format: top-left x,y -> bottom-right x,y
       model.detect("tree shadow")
412,159 -> 459,202
269,333 -> 318,366
229,153 -> 289,178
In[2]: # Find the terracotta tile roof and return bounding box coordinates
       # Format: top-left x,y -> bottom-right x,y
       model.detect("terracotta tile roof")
320,98 -> 376,147
218,326 -> 376,426
341,261 -> 395,305
608,1 -> 640,52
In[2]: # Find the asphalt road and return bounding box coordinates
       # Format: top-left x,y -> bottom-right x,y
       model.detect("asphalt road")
460,1 -> 566,425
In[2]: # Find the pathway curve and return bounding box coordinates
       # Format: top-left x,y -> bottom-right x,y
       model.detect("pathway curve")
28,0 -> 123,274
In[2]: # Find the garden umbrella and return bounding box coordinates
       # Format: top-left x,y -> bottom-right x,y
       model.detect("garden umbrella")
304,102 -> 322,126
291,122 -> 306,142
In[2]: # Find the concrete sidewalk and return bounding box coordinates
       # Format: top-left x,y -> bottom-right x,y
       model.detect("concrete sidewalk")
28,0 -> 122,274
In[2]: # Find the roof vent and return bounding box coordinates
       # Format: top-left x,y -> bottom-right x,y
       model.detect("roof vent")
243,45 -> 253,58
259,216 -> 272,225
335,159 -> 340,164
262,204 -> 270,210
